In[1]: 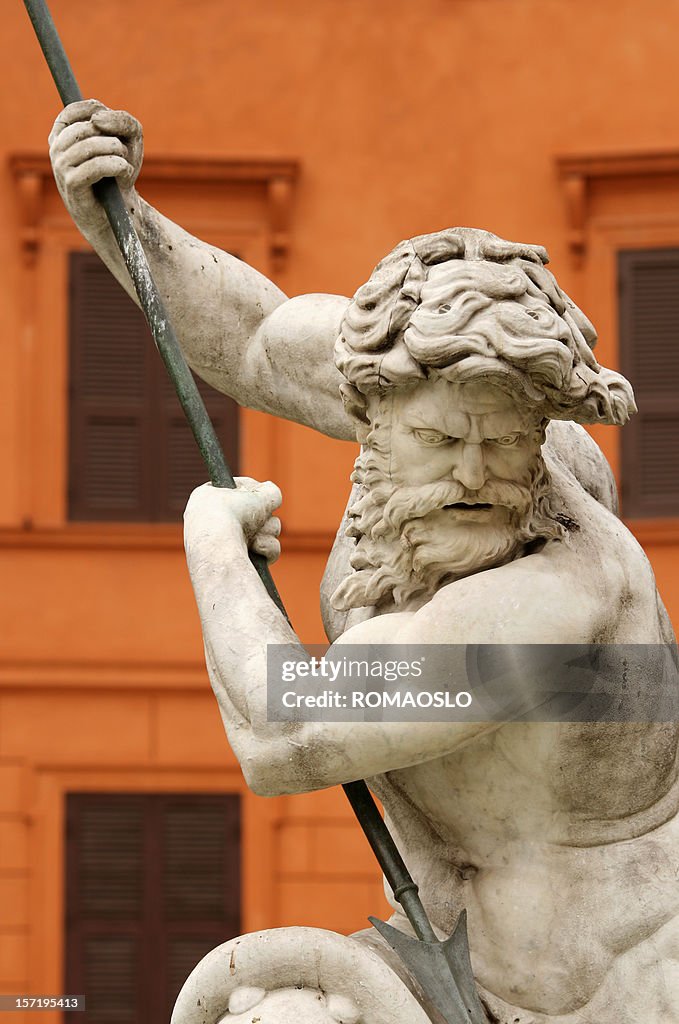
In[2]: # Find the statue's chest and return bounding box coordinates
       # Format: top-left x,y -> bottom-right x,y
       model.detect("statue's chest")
387,721 -> 679,855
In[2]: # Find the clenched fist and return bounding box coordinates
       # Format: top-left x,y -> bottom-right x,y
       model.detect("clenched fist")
184,478 -> 283,565
49,99 -> 143,230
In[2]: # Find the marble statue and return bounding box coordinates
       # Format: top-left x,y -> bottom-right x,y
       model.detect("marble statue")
50,100 -> 679,1024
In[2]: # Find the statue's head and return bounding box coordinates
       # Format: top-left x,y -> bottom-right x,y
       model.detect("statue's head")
332,227 -> 636,611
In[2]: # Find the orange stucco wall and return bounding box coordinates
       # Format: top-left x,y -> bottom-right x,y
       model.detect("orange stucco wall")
2,1 -> 679,1017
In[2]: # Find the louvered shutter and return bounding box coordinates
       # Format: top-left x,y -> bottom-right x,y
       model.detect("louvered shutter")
156,366 -> 236,520
65,793 -> 241,1024
68,254 -> 152,520
68,252 -> 239,521
618,249 -> 679,517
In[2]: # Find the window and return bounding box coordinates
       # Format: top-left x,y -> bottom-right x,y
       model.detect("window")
68,252 -> 239,521
618,248 -> 679,518
64,792 -> 241,1023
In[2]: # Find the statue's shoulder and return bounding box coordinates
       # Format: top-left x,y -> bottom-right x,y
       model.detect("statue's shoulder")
544,422 -> 643,571
544,456 -> 670,642
545,419 -> 619,514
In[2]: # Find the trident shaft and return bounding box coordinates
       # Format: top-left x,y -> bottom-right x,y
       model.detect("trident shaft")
22,3 -> 489,1020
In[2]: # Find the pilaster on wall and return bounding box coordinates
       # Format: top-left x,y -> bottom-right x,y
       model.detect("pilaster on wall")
275,788 -> 388,936
0,760 -> 31,1008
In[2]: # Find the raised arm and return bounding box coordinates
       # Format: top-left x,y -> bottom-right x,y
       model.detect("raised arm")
49,100 -> 354,439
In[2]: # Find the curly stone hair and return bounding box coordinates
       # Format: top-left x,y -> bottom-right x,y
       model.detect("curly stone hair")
334,227 -> 636,427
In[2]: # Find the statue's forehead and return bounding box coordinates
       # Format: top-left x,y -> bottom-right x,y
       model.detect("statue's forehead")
397,377 -> 527,413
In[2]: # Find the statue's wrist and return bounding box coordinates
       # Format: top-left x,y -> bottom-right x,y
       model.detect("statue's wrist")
186,518 -> 250,568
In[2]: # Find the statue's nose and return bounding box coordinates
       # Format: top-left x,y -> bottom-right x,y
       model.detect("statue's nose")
452,442 -> 486,491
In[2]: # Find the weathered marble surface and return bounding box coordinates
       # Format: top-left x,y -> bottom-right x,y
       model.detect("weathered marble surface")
51,101 -> 679,1024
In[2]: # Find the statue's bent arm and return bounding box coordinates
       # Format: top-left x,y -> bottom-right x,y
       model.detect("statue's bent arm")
185,491 -> 608,796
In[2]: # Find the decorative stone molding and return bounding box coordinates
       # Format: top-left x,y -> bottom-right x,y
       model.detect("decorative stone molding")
556,150 -> 679,265
12,162 -> 43,268
9,153 -> 299,271
0,523 -> 334,553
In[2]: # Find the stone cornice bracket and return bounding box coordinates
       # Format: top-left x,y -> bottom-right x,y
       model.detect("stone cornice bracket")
560,172 -> 586,269
8,153 -> 299,271
268,175 -> 295,274
557,150 -> 679,266
10,157 -> 44,268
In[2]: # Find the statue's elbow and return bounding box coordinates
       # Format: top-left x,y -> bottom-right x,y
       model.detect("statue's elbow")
244,740 -> 343,796
242,757 -> 287,797
239,747 -> 310,797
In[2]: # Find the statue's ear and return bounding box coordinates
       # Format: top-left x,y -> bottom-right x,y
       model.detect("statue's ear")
326,993 -> 361,1023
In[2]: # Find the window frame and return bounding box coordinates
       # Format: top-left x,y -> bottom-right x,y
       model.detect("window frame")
9,152 -> 296,530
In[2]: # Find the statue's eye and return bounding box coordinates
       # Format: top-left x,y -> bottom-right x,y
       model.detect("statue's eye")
493,433 -> 521,447
413,429 -> 449,445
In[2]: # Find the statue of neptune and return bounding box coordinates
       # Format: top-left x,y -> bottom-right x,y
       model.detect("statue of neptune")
50,99 -> 679,1024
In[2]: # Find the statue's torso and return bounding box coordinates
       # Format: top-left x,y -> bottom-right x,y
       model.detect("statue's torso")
376,720 -> 679,1016
321,427 -> 679,1020
369,560 -> 679,1018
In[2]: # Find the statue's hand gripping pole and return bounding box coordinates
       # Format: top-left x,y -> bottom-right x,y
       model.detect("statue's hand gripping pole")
23,3 -> 488,1020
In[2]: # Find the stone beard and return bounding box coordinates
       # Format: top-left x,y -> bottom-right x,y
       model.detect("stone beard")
331,403 -> 563,613
331,227 -> 638,613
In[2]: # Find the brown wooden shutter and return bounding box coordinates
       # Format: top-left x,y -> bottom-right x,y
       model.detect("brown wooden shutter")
65,792 -> 241,1024
68,252 -> 239,521
156,365 -> 237,520
618,249 -> 679,517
